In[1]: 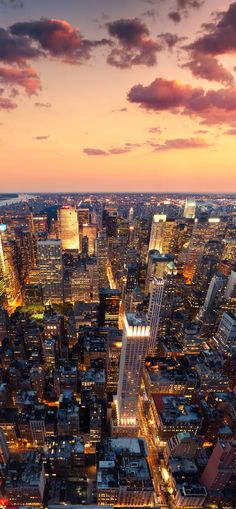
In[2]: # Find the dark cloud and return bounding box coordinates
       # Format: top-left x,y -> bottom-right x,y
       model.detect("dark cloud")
0,27 -> 42,64
148,126 -> 162,133
106,18 -> 162,68
177,0 -> 203,9
35,101 -> 52,108
184,3 -> 236,84
150,136 -> 211,151
158,32 -> 186,50
33,135 -> 49,140
83,148 -> 109,156
10,18 -> 111,64
141,9 -> 156,19
0,66 -> 41,94
0,0 -> 24,7
128,76 -> 236,125
168,11 -> 181,23
0,95 -> 17,109
112,107 -> 128,112
183,53 -> 234,85
109,147 -> 130,154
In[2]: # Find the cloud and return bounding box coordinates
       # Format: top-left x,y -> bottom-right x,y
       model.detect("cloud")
83,148 -> 109,156
127,76 -> 236,125
33,135 -> 49,140
183,52 -> 234,85
0,95 -> 17,109
148,126 -> 162,133
83,145 -> 134,156
112,107 -> 128,112
150,136 -> 211,151
184,3 -> 236,84
106,18 -> 162,68
177,0 -> 203,9
168,11 -> 181,23
158,32 -> 186,50
224,128 -> 236,135
141,9 -> 156,19
195,129 -> 208,134
35,101 -> 52,108
10,18 -> 111,64
0,66 -> 41,94
0,0 -> 24,7
0,27 -> 42,64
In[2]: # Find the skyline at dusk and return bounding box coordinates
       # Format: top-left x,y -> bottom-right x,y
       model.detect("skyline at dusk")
1,0 -> 236,192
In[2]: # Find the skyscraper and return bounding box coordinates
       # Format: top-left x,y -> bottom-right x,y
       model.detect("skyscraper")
58,205 -> 79,251
183,197 -> 196,219
116,312 -> 150,434
148,215 -> 176,254
148,277 -> 165,355
98,289 -> 121,327
38,239 -> 63,303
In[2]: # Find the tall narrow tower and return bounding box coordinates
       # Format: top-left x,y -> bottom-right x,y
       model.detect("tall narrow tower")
58,205 -> 79,251
148,277 -> 165,355
116,312 -> 150,435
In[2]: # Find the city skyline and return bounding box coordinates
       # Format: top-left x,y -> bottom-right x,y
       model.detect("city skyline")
1,0 -> 236,192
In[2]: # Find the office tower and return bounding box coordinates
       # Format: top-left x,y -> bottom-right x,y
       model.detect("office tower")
38,239 -> 63,304
33,214 -> 48,235
183,197 -> 196,219
116,312 -> 150,433
225,269 -> 236,300
58,205 -> 79,251
184,217 -> 226,283
148,277 -> 165,355
201,441 -> 236,491
0,428 -> 9,464
145,250 -> 173,293
82,223 -> 97,255
96,231 -> 109,287
106,328 -> 122,395
201,274 -> 224,317
102,207 -> 118,238
212,311 -> 236,354
98,289 -> 121,327
129,206 -> 134,224
30,366 -> 45,399
77,207 -> 90,249
148,214 -> 176,254
43,338 -> 56,369
0,307 -> 8,344
0,224 -> 22,310
125,265 -> 139,294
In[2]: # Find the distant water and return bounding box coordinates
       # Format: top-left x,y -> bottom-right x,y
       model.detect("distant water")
0,194 -> 35,207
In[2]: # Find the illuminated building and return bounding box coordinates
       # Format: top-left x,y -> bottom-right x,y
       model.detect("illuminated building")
145,250 -> 173,293
77,207 -> 90,248
212,311 -> 236,355
96,231 -> 109,287
201,440 -> 236,491
225,269 -> 236,299
58,205 -> 79,251
5,453 -> 46,505
38,239 -> 63,303
116,312 -> 150,433
33,213 -> 48,235
0,224 -> 22,310
102,207 -> 118,238
147,277 -> 165,355
0,428 -> 9,464
0,307 -> 8,344
201,274 -> 224,317
148,214 -> 176,254
82,223 -> 97,255
43,338 -> 56,369
106,328 -> 122,395
183,197 -> 196,219
98,289 -> 121,328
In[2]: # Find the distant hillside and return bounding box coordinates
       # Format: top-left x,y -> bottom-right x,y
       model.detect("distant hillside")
0,193 -> 18,200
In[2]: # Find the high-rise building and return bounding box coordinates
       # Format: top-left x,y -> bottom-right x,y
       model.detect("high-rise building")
96,231 -> 109,288
58,205 -> 79,251
183,197 -> 196,219
201,274 -> 224,317
82,223 -> 97,256
0,224 -> 22,310
0,427 -> 9,464
116,312 -> 150,433
145,250 -> 173,293
148,215 -> 176,254
212,311 -> 236,355
38,239 -> 63,303
102,208 -> 118,238
148,277 -> 165,355
225,269 -> 236,300
98,289 -> 121,328
201,441 -> 236,491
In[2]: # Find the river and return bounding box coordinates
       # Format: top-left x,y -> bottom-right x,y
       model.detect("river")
0,194 -> 36,207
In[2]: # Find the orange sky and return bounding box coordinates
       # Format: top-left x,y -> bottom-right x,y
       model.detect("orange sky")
0,0 -> 236,192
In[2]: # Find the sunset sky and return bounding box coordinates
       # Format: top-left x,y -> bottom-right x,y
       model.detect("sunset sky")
1,0 -> 236,192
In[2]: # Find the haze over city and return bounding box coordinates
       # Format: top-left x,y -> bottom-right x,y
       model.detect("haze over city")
1,0 -> 236,192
